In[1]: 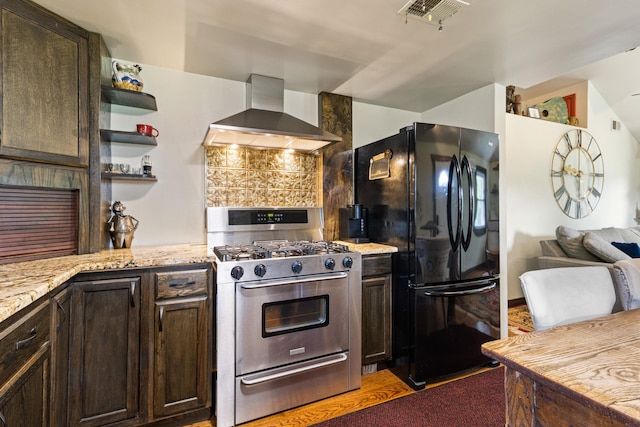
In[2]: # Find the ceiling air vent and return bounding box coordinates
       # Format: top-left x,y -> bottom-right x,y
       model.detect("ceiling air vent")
397,0 -> 469,25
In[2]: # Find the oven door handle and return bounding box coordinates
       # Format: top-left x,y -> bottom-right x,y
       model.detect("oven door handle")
240,353 -> 348,386
239,272 -> 348,289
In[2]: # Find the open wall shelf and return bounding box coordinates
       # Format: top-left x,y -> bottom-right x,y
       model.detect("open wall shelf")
101,86 -> 157,110
100,130 -> 157,146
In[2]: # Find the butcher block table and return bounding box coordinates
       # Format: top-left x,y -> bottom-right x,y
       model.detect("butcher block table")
482,309 -> 640,426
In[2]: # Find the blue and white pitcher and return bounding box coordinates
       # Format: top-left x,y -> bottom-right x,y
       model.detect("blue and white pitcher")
112,61 -> 143,92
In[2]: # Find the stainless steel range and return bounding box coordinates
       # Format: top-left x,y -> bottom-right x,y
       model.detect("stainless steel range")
208,207 -> 362,426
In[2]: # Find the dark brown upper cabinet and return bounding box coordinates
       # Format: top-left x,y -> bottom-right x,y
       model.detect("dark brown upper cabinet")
0,0 -> 89,167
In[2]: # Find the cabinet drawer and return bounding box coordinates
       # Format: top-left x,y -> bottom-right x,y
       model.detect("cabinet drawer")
155,268 -> 209,299
362,255 -> 392,277
0,300 -> 50,386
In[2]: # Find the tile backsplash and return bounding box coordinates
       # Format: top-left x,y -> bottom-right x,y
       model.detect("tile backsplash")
205,146 -> 320,207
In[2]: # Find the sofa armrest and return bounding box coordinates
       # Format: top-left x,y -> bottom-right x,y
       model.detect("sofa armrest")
538,256 -> 613,270
612,259 -> 640,310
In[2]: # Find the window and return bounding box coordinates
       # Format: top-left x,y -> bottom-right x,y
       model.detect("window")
473,167 -> 487,235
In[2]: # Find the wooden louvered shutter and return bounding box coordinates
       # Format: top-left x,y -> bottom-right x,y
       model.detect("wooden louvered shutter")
0,186 -> 79,264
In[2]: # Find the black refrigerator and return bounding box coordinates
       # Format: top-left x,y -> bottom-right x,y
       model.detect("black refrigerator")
355,122 -> 500,390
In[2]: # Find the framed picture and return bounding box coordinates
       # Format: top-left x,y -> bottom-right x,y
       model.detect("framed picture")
528,106 -> 540,118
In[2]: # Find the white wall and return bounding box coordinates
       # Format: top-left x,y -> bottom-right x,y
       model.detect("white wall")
352,103 -> 419,148
421,84 -> 501,134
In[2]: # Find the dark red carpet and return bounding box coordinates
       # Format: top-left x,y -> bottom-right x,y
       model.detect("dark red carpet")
313,367 -> 505,427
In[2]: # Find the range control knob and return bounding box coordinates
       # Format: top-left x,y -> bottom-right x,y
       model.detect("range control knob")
342,256 -> 353,269
324,258 -> 336,270
291,260 -> 303,274
230,266 -> 244,280
254,264 -> 267,277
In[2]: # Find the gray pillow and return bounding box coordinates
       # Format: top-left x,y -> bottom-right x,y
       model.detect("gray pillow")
583,231 -> 631,263
555,225 -> 601,261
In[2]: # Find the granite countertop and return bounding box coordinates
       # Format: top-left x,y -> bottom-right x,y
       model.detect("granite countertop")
0,241 -> 398,325
334,241 -> 398,255
0,244 -> 214,325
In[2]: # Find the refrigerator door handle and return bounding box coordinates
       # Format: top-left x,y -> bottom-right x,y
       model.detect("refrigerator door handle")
447,155 -> 462,250
460,155 -> 474,252
423,280 -> 497,297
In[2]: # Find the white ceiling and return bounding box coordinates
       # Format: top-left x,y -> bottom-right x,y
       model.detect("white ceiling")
35,0 -> 640,140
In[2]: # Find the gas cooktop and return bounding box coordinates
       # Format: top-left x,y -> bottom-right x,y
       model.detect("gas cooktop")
213,240 -> 351,262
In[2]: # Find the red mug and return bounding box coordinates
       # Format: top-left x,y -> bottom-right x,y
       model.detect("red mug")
136,124 -> 159,137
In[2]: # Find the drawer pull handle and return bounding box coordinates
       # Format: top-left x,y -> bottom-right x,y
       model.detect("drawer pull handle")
169,280 -> 195,288
159,306 -> 164,332
130,281 -> 136,307
16,328 -> 37,350
0,411 -> 6,426
55,299 -> 67,332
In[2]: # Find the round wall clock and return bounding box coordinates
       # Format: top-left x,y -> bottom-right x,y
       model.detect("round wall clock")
550,129 -> 604,218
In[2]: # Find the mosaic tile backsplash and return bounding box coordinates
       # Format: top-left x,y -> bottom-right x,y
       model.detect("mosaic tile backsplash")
205,146 -> 320,207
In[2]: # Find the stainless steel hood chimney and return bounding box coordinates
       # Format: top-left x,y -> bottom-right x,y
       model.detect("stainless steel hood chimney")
203,74 -> 341,152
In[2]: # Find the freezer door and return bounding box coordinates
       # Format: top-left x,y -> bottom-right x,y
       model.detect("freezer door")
409,279 -> 500,387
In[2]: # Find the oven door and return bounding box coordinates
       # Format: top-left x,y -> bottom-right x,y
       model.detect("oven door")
236,271 -> 350,375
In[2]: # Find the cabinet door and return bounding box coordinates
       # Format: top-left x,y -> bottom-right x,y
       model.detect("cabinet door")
362,274 -> 392,364
69,277 -> 141,427
153,296 -> 211,417
0,0 -> 89,166
0,344 -> 50,427
50,286 -> 71,427
151,266 -> 212,419
0,300 -> 51,427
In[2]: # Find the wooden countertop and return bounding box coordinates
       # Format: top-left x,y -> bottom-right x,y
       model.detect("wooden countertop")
482,309 -> 640,421
0,244 -> 214,324
333,241 -> 398,255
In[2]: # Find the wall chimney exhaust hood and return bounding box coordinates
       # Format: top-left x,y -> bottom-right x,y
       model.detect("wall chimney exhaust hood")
203,74 -> 341,152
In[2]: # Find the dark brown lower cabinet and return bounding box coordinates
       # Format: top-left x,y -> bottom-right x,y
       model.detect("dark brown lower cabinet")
151,267 -> 213,418
68,274 -> 141,427
362,254 -> 392,365
50,286 -> 71,427
0,300 -> 51,427
0,263 -> 214,427
0,346 -> 50,426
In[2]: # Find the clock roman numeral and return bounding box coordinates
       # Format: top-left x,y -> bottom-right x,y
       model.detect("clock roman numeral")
586,136 -> 594,151
564,198 -> 573,215
592,153 -> 602,162
551,170 -> 563,177
555,186 -> 566,200
564,133 -> 573,150
554,149 -> 566,160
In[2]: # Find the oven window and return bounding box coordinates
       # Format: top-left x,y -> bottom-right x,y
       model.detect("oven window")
262,295 -> 329,337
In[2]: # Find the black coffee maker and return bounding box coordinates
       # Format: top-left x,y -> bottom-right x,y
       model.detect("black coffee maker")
339,204 -> 369,243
